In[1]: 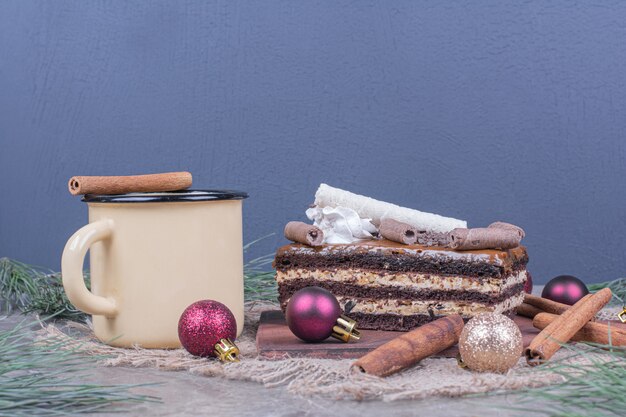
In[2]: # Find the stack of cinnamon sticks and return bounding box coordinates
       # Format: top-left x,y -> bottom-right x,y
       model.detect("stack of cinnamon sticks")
351,290 -> 623,377
523,289 -> 626,365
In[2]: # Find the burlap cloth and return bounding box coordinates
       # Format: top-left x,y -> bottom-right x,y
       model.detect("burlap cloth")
37,303 -> 624,402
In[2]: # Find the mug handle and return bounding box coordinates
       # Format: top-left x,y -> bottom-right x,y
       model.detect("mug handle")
61,219 -> 118,317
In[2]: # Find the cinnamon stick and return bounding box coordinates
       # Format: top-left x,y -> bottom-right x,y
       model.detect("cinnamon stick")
523,293 -> 591,316
516,302 -> 544,319
448,227 -> 520,251
533,312 -> 626,346
525,288 -> 612,365
68,172 -> 192,195
524,294 -> 591,314
379,218 -> 418,245
284,221 -> 324,246
352,315 -> 464,377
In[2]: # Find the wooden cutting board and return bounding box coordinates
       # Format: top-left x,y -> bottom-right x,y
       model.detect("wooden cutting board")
257,311 -> 626,360
257,311 -> 546,360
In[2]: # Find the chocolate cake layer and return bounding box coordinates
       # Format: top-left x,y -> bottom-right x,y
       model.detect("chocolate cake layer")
348,312 -> 435,331
277,277 -> 525,305
347,308 -> 517,332
275,241 -> 528,279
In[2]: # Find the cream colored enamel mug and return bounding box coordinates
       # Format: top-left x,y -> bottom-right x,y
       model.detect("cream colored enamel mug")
61,190 -> 248,348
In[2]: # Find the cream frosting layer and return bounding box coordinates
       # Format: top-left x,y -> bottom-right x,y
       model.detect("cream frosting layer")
276,269 -> 528,294
336,292 -> 525,317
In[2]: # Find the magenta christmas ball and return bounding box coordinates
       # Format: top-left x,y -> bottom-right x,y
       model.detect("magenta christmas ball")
286,286 -> 342,342
178,300 -> 237,357
541,275 -> 589,305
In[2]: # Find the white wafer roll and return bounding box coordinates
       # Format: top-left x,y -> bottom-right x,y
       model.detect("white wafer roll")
313,184 -> 467,233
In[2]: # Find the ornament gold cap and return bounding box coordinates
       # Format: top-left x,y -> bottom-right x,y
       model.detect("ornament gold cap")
214,338 -> 240,362
619,307 -> 626,323
331,315 -> 361,343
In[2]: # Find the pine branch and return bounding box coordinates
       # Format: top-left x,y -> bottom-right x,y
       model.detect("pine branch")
501,343 -> 626,417
0,318 -> 159,416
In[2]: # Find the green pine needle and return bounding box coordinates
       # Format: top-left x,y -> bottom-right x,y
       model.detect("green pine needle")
502,343 -> 626,417
589,278 -> 626,306
0,258 -> 41,314
0,258 -> 89,321
243,234 -> 278,302
23,274 -> 87,321
0,318 -> 159,416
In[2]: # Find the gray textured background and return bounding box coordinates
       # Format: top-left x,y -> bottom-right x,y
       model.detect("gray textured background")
1,1 -> 625,283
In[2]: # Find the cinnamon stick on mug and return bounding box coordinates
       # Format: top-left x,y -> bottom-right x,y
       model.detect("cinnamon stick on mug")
352,315 -> 464,377
525,288 -> 612,365
379,218 -> 418,245
68,172 -> 192,195
533,312 -> 626,346
284,221 -> 324,246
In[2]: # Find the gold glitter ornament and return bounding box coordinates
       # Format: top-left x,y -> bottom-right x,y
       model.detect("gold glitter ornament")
458,313 -> 523,373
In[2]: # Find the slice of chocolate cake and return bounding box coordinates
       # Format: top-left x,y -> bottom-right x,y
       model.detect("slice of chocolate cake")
274,240 -> 529,331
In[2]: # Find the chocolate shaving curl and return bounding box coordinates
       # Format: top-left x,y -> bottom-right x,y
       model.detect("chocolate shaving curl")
448,227 -> 521,251
284,221 -> 324,246
488,221 -> 525,239
379,218 -> 418,245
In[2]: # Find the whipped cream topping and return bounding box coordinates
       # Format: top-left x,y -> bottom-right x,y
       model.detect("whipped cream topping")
305,206 -> 377,244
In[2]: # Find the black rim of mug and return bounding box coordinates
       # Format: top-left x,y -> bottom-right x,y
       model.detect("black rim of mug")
81,189 -> 248,203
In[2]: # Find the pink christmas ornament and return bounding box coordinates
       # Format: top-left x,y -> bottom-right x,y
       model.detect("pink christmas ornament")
286,286 -> 360,343
541,275 -> 589,305
178,300 -> 239,362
